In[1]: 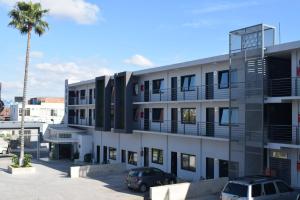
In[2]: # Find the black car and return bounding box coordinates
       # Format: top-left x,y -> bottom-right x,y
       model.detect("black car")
125,167 -> 177,192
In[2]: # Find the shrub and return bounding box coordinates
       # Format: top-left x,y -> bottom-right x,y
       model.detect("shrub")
11,154 -> 19,168
84,153 -> 92,163
23,154 -> 32,167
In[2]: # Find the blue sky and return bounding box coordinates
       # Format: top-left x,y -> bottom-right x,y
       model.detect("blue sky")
0,0 -> 300,100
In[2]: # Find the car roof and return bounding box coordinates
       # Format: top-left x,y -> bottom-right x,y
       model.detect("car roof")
230,175 -> 280,185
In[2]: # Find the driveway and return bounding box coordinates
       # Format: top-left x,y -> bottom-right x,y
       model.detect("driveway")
0,157 -> 144,200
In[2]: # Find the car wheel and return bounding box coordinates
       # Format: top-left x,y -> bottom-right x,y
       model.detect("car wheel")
139,184 -> 147,193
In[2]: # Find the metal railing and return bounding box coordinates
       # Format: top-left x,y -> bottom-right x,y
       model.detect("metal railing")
265,125 -> 299,145
68,116 -> 95,126
267,77 -> 300,97
68,96 -> 95,105
133,83 -> 232,102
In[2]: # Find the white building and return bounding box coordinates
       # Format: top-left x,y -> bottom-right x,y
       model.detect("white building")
10,97 -> 65,124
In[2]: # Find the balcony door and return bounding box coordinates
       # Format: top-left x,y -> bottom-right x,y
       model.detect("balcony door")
206,108 -> 215,136
171,108 -> 178,133
144,147 -> 149,167
144,108 -> 149,130
89,89 -> 93,104
205,72 -> 214,99
171,77 -> 177,101
144,81 -> 149,102
89,109 -> 92,126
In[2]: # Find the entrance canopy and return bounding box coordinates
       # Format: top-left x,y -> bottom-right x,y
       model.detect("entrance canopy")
44,125 -> 85,144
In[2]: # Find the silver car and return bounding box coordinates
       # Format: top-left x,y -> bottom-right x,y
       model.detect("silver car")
221,176 -> 300,200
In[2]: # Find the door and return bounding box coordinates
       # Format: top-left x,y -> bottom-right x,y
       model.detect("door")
206,157 -> 214,179
171,77 -> 177,101
89,89 -> 93,104
171,152 -> 177,176
121,150 -> 126,163
103,146 -> 107,163
89,109 -> 92,126
171,108 -> 178,133
144,147 -> 149,167
96,145 -> 100,163
144,81 -> 150,102
206,108 -> 215,136
205,72 -> 214,99
144,108 -> 150,130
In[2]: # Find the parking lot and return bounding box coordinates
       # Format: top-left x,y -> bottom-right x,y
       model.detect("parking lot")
0,157 -> 145,200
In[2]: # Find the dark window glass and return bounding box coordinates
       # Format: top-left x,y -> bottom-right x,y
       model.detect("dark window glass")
128,151 -> 137,166
181,153 -> 196,172
152,148 -> 163,165
219,107 -> 238,125
264,182 -> 276,195
133,108 -> 138,122
152,168 -> 163,174
152,108 -> 163,122
152,79 -> 164,94
80,90 -> 86,99
223,183 -> 248,197
109,147 -> 117,160
80,109 -> 85,119
181,75 -> 196,91
252,184 -> 262,197
219,160 -> 228,177
218,70 -> 229,89
276,181 -> 293,193
181,108 -> 196,124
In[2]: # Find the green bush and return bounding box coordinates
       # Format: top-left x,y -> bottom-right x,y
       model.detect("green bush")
11,154 -> 19,168
23,154 -> 32,167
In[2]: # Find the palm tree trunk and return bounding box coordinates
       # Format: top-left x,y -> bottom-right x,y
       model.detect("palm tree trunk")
19,29 -> 31,166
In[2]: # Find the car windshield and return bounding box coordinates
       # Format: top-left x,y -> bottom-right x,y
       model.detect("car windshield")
128,170 -> 140,177
223,183 -> 248,197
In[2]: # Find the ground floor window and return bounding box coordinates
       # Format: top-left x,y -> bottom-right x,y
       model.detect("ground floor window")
128,151 -> 137,166
151,148 -> 163,165
219,159 -> 228,177
181,153 -> 196,172
109,147 -> 117,160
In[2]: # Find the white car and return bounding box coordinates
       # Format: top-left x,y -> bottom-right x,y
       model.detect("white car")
0,138 -> 9,154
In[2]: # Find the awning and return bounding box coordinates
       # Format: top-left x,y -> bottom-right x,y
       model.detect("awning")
44,125 -> 85,144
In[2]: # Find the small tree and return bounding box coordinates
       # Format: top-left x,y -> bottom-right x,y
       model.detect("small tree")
8,1 -> 49,166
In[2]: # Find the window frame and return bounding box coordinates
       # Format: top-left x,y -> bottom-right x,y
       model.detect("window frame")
181,153 -> 196,172
219,107 -> 238,126
181,108 -> 196,124
109,147 -> 117,160
152,108 -> 164,122
128,151 -> 138,166
181,75 -> 196,91
152,79 -> 164,94
151,148 -> 163,165
80,90 -> 86,100
218,70 -> 229,89
264,182 -> 277,195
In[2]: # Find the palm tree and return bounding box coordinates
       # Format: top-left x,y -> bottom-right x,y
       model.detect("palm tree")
8,1 -> 49,166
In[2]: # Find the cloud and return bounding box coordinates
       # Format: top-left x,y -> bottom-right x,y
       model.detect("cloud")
31,51 -> 44,59
0,0 -> 100,24
124,54 -> 154,68
191,1 -> 259,14
182,19 -> 217,28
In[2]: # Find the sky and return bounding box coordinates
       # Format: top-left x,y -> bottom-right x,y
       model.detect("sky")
0,0 -> 300,101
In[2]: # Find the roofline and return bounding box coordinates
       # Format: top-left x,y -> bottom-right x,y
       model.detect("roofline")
68,79 -> 95,87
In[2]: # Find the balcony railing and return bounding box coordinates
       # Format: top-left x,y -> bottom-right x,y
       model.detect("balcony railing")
265,125 -> 299,145
267,77 -> 300,97
133,83 -> 236,102
133,120 -> 237,139
68,116 -> 95,126
68,96 -> 95,105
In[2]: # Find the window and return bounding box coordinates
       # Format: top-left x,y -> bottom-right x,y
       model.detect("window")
264,182 -> 276,195
181,108 -> 196,124
109,147 -> 117,160
219,159 -> 228,177
181,75 -> 195,91
152,148 -> 163,165
19,108 -> 31,116
219,107 -> 238,125
133,83 -> 139,96
128,151 -> 137,166
133,108 -> 139,122
80,90 -> 86,99
218,70 -> 229,89
152,79 -> 164,94
50,109 -> 57,116
252,184 -> 262,197
80,109 -> 85,119
223,183 -> 248,197
181,153 -> 196,172
276,181 -> 293,193
152,108 -> 163,122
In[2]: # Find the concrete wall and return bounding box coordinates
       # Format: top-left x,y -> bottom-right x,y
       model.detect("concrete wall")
150,177 -> 228,200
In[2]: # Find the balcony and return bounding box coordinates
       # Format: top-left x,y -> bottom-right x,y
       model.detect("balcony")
133,120 -> 235,139
68,96 -> 95,105
68,116 -> 95,127
133,83 -> 232,103
265,125 -> 299,145
267,77 -> 300,97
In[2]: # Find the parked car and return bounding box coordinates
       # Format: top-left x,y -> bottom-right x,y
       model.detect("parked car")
125,167 -> 177,192
0,138 -> 9,154
221,175 -> 300,200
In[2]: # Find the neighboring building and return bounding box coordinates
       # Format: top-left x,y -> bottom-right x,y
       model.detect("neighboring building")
10,97 -> 65,124
47,24 -> 300,187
